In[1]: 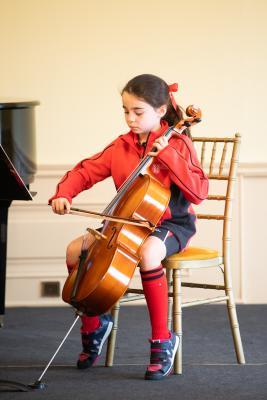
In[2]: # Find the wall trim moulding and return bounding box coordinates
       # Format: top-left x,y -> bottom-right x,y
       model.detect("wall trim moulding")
36,162 -> 267,177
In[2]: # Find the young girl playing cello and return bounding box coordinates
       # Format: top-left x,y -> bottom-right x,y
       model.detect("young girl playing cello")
49,74 -> 208,380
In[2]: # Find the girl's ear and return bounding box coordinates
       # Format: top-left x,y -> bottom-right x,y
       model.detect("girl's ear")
157,104 -> 167,118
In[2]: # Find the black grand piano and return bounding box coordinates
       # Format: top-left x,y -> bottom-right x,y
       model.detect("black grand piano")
0,100 -> 39,327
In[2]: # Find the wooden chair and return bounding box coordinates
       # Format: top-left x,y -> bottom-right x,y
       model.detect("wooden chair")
105,133 -> 245,374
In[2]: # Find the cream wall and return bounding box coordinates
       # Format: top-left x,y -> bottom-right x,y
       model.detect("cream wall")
1,0 -> 267,164
1,0 -> 267,305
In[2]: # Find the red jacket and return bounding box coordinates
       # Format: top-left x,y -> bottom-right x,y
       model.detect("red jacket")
49,121 -> 208,249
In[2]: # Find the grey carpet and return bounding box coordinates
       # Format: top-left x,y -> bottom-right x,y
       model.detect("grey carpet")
0,304 -> 266,399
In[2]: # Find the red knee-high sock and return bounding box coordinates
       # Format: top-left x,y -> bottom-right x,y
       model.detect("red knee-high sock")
140,265 -> 170,341
80,315 -> 100,334
66,262 -> 100,334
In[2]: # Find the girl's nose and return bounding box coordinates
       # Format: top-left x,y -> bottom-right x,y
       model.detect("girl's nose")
127,113 -> 135,123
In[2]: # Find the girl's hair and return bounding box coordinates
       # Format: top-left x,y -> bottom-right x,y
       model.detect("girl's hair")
122,74 -> 191,138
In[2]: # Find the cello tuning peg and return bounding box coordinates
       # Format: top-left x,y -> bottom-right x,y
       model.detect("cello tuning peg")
184,121 -> 191,127
186,105 -> 202,119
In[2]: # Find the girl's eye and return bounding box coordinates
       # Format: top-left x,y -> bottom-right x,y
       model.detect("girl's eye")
123,110 -> 143,116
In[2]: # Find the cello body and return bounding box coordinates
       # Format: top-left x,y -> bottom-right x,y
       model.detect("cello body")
62,173 -> 170,315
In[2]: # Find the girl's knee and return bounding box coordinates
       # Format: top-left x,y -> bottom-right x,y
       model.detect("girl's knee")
66,233 -> 95,271
66,237 -> 83,267
139,236 -> 166,270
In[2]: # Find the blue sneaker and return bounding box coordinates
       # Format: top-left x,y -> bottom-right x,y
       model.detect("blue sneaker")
77,314 -> 113,369
145,332 -> 179,380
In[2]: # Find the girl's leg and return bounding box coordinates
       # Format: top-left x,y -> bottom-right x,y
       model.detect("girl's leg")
139,235 -> 169,340
66,233 -> 100,333
139,229 -> 181,380
66,233 -> 113,369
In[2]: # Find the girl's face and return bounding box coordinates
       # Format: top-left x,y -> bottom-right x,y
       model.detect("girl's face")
122,92 -> 166,136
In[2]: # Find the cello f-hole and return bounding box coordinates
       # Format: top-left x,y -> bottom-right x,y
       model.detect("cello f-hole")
107,226 -> 117,249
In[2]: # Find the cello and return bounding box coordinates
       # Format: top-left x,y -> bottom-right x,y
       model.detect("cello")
62,105 -> 202,316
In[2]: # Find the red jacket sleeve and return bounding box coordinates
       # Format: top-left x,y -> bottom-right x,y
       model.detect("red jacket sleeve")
48,142 -> 114,204
157,135 -> 209,204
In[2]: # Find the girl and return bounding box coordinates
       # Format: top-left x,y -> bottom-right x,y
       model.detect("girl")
49,74 -> 208,380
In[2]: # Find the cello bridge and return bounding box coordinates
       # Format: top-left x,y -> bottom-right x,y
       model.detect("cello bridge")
87,227 -> 107,241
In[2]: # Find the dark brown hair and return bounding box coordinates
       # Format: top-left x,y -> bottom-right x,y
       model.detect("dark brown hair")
122,74 -> 191,138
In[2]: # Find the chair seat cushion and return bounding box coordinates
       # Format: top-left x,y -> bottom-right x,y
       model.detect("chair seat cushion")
169,247 -> 219,261
163,247 -> 222,269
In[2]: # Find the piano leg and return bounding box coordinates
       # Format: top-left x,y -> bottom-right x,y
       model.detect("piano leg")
0,200 -> 11,327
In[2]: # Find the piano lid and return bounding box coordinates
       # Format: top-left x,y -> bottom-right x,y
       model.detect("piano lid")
0,99 -> 39,185
0,144 -> 33,201
0,99 -> 40,109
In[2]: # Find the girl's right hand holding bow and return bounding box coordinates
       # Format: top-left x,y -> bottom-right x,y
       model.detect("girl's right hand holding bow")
51,198 -> 71,215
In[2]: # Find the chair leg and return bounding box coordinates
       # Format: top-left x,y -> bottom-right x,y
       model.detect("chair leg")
172,269 -> 183,374
166,269 -> 173,331
226,289 -> 246,364
105,301 -> 121,367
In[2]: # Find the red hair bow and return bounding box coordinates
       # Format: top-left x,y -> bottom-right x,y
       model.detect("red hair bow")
168,83 -> 178,93
168,83 -> 179,110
